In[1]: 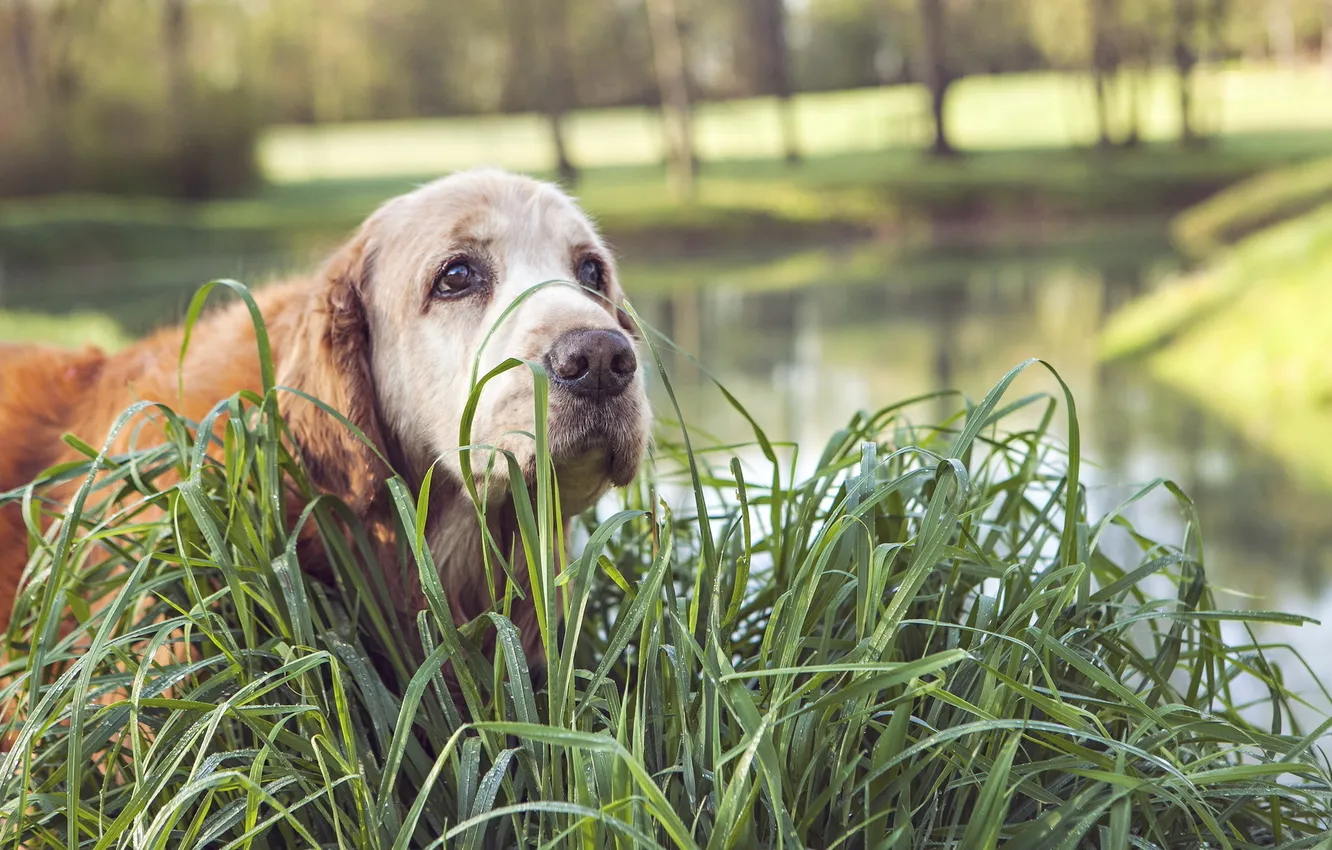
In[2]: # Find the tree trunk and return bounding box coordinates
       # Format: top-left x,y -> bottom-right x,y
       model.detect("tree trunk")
546,113 -> 577,186
500,0 -> 538,112
164,0 -> 190,125
47,1 -> 88,109
1092,74 -> 1112,148
540,0 -> 578,184
645,0 -> 697,199
9,0 -> 39,110
917,0 -> 956,157
163,0 -> 197,196
1172,0 -> 1200,146
1324,0 -> 1332,73
1089,0 -> 1115,148
1267,0 -> 1296,67
748,0 -> 800,163
1122,67 -> 1142,147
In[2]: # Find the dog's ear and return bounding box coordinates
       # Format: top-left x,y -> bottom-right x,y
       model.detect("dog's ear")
278,233 -> 389,515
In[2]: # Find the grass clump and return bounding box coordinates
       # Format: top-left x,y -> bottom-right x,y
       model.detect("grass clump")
1,285 -> 1330,848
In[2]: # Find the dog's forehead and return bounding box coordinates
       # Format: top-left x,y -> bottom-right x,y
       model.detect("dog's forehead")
391,170 -> 600,256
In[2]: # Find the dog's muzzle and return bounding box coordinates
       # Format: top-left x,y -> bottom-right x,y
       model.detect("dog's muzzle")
546,329 -> 637,401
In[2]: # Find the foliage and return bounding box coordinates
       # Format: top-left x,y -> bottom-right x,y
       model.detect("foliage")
0,82 -> 261,199
1,284 -> 1329,847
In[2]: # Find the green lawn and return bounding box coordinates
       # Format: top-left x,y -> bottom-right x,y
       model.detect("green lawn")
261,67 -> 1332,182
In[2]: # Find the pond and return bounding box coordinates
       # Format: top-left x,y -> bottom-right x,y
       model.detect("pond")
3,224 -> 1330,737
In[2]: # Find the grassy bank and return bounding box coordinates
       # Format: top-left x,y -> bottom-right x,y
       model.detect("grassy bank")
1173,155 -> 1332,258
1102,201 -> 1332,490
4,136 -> 1330,275
1,286 -> 1329,847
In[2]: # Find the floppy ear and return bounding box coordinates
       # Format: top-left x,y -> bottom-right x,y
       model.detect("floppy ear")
277,233 -> 389,516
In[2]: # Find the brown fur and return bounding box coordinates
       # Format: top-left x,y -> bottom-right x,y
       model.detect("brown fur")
0,280 -> 321,624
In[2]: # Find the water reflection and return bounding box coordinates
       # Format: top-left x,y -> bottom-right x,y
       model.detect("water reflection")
631,241 -> 1332,736
1,249 -> 314,335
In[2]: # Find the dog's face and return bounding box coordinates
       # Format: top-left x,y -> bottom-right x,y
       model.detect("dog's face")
351,169 -> 650,512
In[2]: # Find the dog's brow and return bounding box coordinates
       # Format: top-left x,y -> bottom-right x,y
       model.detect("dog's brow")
440,235 -> 494,263
448,209 -> 486,245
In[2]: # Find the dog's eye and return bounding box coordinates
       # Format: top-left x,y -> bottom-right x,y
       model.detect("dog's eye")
434,259 -> 479,296
577,257 -> 605,292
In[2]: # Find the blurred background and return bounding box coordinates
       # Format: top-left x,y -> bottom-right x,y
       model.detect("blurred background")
1,0 -> 1331,725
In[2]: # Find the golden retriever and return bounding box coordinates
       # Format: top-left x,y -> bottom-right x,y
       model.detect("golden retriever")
0,168 -> 652,665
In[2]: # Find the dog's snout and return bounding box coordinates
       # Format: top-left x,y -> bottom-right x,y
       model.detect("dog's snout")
548,329 -> 636,400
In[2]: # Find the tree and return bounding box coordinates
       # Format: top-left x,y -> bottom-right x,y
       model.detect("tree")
645,0 -> 697,199
917,0 -> 956,157
1171,0 -> 1200,146
744,0 -> 800,163
1324,0 -> 1332,72
162,0 -> 197,196
8,0 -> 38,111
1089,0 -> 1118,148
539,0 -> 579,184
1267,0 -> 1296,66
1108,0 -> 1161,148
500,0 -> 539,113
1122,68 -> 1143,147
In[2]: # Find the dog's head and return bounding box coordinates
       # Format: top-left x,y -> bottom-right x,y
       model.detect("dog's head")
284,168 -> 651,517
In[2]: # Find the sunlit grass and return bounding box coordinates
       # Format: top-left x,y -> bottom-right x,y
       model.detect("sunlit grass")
1173,155 -> 1332,258
1104,201 -> 1332,494
1102,202 -> 1332,359
1,282 -> 1329,847
0,309 -> 129,350
260,67 -> 1332,183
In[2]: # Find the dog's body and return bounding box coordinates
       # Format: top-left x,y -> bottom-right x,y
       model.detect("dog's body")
0,169 -> 652,658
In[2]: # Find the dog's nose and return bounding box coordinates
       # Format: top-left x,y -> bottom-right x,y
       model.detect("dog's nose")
547,329 -> 637,400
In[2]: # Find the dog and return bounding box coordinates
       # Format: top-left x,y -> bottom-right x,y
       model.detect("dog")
0,168 -> 652,667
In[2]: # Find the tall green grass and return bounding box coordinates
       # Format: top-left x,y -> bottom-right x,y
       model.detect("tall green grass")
1,283 -> 1329,848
